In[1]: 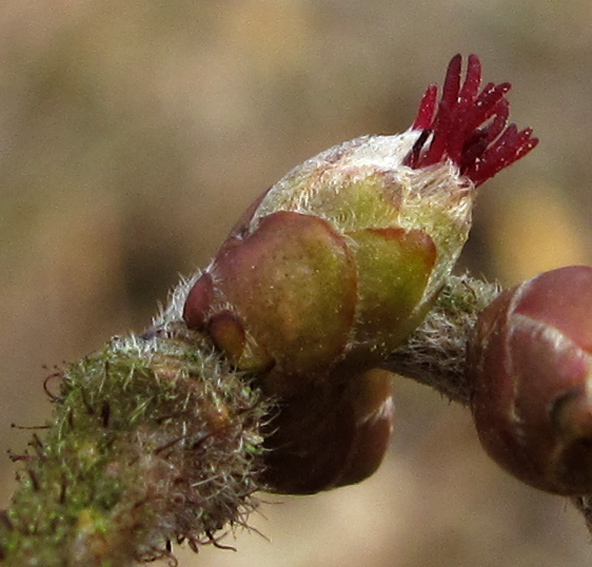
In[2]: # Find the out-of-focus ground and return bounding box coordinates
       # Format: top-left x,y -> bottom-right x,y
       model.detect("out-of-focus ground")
1,1 -> 592,565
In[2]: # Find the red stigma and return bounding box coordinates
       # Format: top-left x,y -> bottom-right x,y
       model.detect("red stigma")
404,54 -> 538,187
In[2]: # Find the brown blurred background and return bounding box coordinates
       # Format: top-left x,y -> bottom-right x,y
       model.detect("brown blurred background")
1,0 -> 592,565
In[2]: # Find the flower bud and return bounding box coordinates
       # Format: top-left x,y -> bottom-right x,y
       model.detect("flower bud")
260,368 -> 394,494
184,54 -> 537,397
467,266 -> 592,495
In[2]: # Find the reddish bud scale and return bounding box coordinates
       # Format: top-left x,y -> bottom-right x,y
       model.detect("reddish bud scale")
467,266 -> 592,495
260,368 -> 394,494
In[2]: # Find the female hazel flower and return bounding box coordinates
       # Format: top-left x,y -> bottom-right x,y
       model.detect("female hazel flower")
183,54 -> 537,398
181,54 -> 537,493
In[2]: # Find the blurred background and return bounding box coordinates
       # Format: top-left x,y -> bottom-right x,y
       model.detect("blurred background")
1,0 -> 592,565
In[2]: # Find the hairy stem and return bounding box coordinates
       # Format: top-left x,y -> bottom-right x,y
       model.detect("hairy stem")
384,274 -> 500,404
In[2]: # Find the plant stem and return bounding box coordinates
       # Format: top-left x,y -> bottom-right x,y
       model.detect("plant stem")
383,274 -> 500,404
